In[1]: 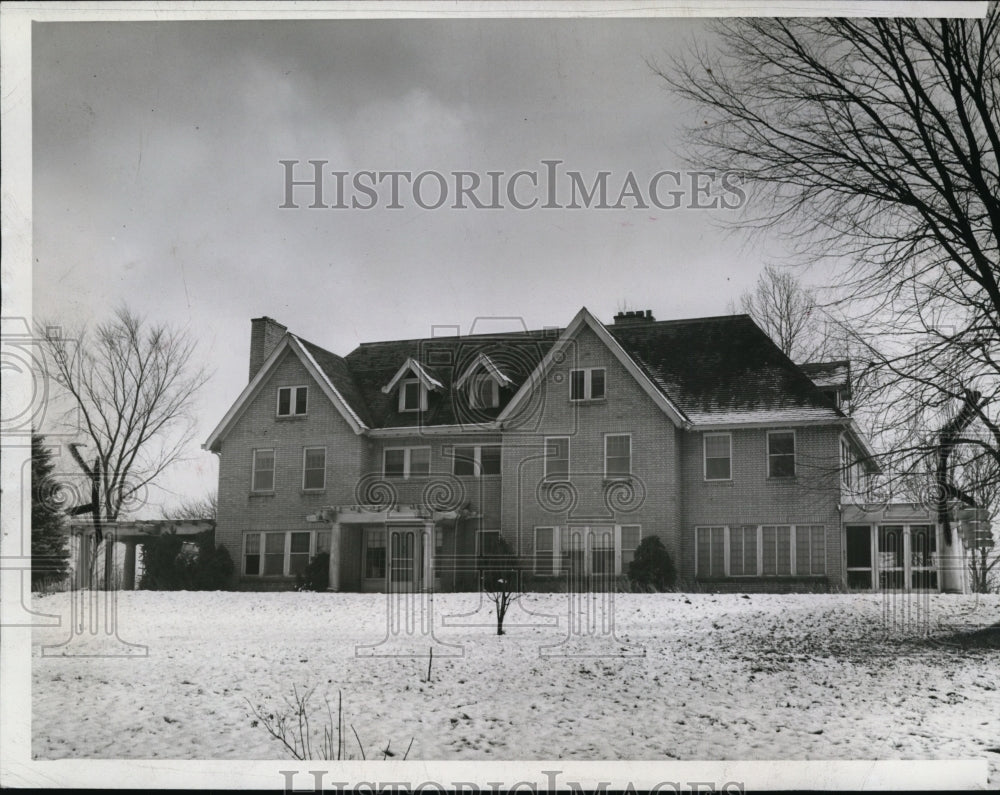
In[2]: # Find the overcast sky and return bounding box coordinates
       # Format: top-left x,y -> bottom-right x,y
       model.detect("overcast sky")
32,18 -> 796,516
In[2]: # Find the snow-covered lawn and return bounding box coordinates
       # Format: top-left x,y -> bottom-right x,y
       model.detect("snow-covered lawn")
31,591 -> 1000,779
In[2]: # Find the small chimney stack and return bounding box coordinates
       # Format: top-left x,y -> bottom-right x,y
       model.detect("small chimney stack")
613,309 -> 656,325
249,316 -> 287,381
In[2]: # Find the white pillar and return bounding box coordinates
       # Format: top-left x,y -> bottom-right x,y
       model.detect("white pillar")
328,521 -> 341,591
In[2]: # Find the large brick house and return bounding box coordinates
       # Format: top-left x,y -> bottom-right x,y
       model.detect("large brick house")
204,307 -> 969,593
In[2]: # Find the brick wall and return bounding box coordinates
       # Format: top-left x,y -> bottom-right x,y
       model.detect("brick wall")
678,424 -> 845,587
499,325 -> 681,567
214,346 -> 366,588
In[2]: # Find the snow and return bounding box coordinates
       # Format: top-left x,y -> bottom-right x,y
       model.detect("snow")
31,591 -> 1000,783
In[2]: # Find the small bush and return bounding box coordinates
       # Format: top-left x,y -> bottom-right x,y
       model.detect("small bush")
297,553 -> 330,592
627,536 -> 677,591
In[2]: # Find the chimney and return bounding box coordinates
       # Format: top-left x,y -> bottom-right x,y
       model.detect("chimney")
612,309 -> 656,325
249,316 -> 287,381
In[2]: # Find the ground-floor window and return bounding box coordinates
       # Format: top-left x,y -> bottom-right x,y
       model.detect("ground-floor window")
533,525 -> 642,577
243,530 -> 315,577
695,524 -> 827,578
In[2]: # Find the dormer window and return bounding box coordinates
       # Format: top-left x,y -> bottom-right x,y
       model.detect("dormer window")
381,357 -> 442,413
470,374 -> 499,409
399,378 -> 426,412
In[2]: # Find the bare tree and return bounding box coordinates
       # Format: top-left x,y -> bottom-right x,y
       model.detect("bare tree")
733,264 -> 836,362
659,12 -> 1000,524
40,306 -> 210,587
479,535 -> 521,636
161,491 -> 218,521
954,448 -> 1000,593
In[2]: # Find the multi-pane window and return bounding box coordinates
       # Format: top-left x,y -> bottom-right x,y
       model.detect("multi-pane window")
544,437 -> 570,481
533,525 -> 640,576
452,444 -> 502,477
569,368 -> 606,401
761,525 -> 793,575
277,385 -> 308,416
302,447 -> 326,490
383,446 -> 430,478
704,434 -> 732,480
252,449 -> 275,492
728,525 -> 758,576
696,526 -> 726,577
794,525 -> 826,576
767,431 -> 796,478
605,434 -> 631,479
244,531 -> 317,577
841,438 -> 853,488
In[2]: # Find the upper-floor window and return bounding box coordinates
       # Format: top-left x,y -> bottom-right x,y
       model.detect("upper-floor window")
704,433 -> 732,481
767,430 -> 796,478
469,374 -> 500,409
544,436 -> 570,481
399,378 -> 427,412
383,446 -> 430,478
277,385 -> 308,416
841,438 -> 853,488
252,448 -> 275,492
604,434 -> 631,479
452,444 -> 501,477
302,446 -> 326,491
570,368 -> 606,401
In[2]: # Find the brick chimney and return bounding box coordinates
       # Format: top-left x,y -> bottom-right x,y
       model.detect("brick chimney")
612,309 -> 655,325
249,316 -> 287,381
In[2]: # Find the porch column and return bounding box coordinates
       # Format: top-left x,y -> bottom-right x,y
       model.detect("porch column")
422,521 -> 434,592
102,529 -> 115,590
122,540 -> 137,591
328,521 -> 341,592
903,525 -> 912,592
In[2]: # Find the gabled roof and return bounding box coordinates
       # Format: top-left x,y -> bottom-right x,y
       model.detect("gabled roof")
453,352 -> 516,389
203,333 -> 368,451
498,307 -> 689,427
380,357 -> 444,395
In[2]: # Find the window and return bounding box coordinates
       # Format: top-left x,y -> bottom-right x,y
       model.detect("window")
795,525 -> 826,576
399,378 -> 426,412
728,525 -> 758,576
383,446 -> 430,478
841,438 -> 853,488
535,525 -> 640,576
244,530 -> 316,578
364,529 -> 386,580
535,527 -> 556,575
696,526 -> 726,577
605,434 -> 631,479
477,529 -> 503,557
767,431 -> 796,478
277,385 -> 308,416
620,525 -> 641,571
252,449 -> 275,492
302,447 -> 326,490
570,368 -> 606,401
761,525 -> 793,575
544,437 -> 570,481
452,444 -> 501,477
704,434 -> 731,481
470,375 -> 500,409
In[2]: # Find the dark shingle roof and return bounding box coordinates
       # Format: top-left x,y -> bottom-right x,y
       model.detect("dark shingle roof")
607,315 -> 844,424
293,313 -> 843,429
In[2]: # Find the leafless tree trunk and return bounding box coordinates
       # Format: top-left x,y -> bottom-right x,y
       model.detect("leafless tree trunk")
40,306 -> 210,588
